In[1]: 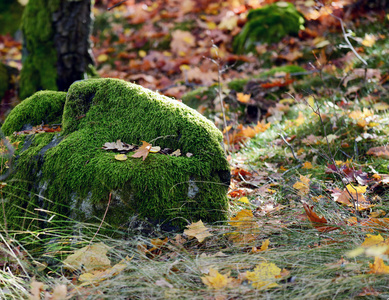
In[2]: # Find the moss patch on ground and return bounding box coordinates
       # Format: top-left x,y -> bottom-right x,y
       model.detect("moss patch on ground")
2,78 -> 230,230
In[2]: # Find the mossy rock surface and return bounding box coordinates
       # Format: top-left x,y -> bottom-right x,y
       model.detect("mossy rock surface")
2,78 -> 230,230
233,2 -> 305,54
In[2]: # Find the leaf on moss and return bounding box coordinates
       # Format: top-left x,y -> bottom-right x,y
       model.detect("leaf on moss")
149,146 -> 161,153
246,262 -> 281,290
201,268 -> 234,290
103,140 -> 134,152
170,149 -> 181,156
115,154 -> 128,161
132,141 -> 152,161
183,220 -> 212,242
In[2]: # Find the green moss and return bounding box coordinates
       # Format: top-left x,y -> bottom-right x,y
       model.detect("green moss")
1,91 -> 66,135
181,86 -> 218,109
227,79 -> 249,92
0,1 -> 23,35
2,78 -> 230,230
0,63 -> 9,101
233,2 -> 305,54
19,0 -> 60,99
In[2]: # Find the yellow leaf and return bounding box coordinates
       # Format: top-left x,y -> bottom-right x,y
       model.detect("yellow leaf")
368,257 -> 389,274
206,21 -> 217,30
346,184 -> 366,194
362,234 -> 384,247
97,53 -> 108,63
114,154 -> 127,161
79,256 -> 131,285
279,98 -> 294,104
302,161 -> 313,169
184,220 -> 212,242
260,239 -> 270,251
228,209 -> 257,229
373,102 -> 389,111
63,242 -> 111,273
294,111 -> 305,127
237,93 -> 251,103
307,96 -> 315,109
293,175 -> 310,196
238,196 -> 250,204
246,262 -> 281,290
201,268 -> 233,289
362,34 -> 376,47
138,50 -> 147,57
149,146 -> 161,153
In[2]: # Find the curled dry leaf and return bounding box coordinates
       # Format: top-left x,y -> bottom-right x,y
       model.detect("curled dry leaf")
103,140 -> 134,152
170,149 -> 181,157
302,203 -> 339,233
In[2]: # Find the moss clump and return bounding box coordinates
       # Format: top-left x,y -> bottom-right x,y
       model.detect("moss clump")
3,78 -> 230,230
0,63 -> 9,101
1,90 -> 66,135
19,0 -> 60,99
233,2 -> 305,54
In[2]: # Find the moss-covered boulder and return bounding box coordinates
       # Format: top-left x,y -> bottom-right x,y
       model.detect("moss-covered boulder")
1,78 -> 230,230
233,2 -> 305,54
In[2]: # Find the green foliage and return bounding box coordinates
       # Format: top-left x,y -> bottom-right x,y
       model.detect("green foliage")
19,0 -> 60,100
233,2 -> 305,54
2,78 -> 229,230
1,90 -> 66,135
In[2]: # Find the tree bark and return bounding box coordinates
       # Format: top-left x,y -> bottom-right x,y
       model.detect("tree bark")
20,0 -> 95,100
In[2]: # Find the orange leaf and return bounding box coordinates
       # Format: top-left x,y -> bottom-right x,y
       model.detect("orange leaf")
131,141 -> 152,161
302,203 -> 339,233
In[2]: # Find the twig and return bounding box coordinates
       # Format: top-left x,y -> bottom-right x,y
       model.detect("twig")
108,0 -> 129,11
279,133 -> 302,164
89,192 -> 112,245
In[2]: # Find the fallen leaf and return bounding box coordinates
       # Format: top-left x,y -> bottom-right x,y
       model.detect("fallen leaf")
201,268 -> 234,290
79,256 -> 131,285
132,141 -> 152,161
302,203 -> 339,233
29,280 -> 44,300
184,220 -> 212,242
115,154 -> 128,161
63,242 -> 111,273
149,146 -> 161,153
368,257 -> 389,274
103,140 -> 134,152
229,209 -> 257,229
170,149 -> 181,156
293,175 -> 310,196
260,239 -> 270,251
246,262 -> 281,290
237,93 -> 251,103
367,146 -> 389,159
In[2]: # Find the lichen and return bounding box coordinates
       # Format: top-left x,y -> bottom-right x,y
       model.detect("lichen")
19,0 -> 60,99
1,90 -> 66,135
2,78 -> 230,230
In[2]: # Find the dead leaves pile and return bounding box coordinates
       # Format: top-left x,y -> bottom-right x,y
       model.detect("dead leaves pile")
102,140 -> 192,161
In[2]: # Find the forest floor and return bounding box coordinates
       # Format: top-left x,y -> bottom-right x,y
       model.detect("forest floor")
1,0 -> 389,299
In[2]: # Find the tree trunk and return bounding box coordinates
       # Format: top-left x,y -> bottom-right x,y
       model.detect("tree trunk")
20,0 -> 95,100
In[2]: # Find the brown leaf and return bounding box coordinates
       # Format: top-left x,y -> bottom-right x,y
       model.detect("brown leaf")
132,141 -> 152,161
302,203 -> 339,233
